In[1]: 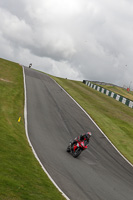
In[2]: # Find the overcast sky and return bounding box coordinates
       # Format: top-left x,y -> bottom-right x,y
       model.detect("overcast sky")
0,0 -> 133,88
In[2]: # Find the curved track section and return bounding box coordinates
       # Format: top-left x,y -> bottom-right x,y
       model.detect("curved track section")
24,67 -> 133,200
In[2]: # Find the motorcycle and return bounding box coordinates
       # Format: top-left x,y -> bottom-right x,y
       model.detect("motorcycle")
66,140 -> 88,158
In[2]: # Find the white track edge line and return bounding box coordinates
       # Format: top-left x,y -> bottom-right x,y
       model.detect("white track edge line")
52,78 -> 133,168
22,67 -> 70,200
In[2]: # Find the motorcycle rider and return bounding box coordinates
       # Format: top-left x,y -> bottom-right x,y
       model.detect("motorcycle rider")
70,132 -> 92,150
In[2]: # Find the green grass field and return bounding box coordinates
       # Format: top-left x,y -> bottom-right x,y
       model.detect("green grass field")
1,57 -> 133,199
0,58 -> 65,200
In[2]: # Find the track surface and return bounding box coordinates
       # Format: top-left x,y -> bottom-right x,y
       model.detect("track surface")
24,67 -> 133,200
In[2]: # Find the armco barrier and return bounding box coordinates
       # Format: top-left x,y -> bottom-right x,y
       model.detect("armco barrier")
83,80 -> 133,109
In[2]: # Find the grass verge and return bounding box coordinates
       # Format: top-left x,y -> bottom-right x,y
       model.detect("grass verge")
51,76 -> 133,165
0,58 -> 65,200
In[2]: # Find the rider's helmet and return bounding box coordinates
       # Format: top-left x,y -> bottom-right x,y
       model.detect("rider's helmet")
85,132 -> 92,141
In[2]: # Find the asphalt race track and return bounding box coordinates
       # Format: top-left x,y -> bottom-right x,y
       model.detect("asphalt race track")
24,67 -> 133,200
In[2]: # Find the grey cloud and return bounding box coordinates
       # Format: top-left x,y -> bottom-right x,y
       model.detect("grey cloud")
0,0 -> 133,88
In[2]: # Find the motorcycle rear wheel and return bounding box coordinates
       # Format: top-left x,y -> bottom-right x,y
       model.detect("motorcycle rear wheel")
66,145 -> 71,152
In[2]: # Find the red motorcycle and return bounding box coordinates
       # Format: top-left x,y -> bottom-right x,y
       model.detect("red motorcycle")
67,140 -> 88,158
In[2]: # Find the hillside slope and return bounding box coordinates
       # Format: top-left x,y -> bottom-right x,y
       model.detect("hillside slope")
0,58 -> 65,200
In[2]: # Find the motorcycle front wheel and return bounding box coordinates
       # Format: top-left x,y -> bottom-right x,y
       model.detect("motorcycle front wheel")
72,148 -> 82,158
